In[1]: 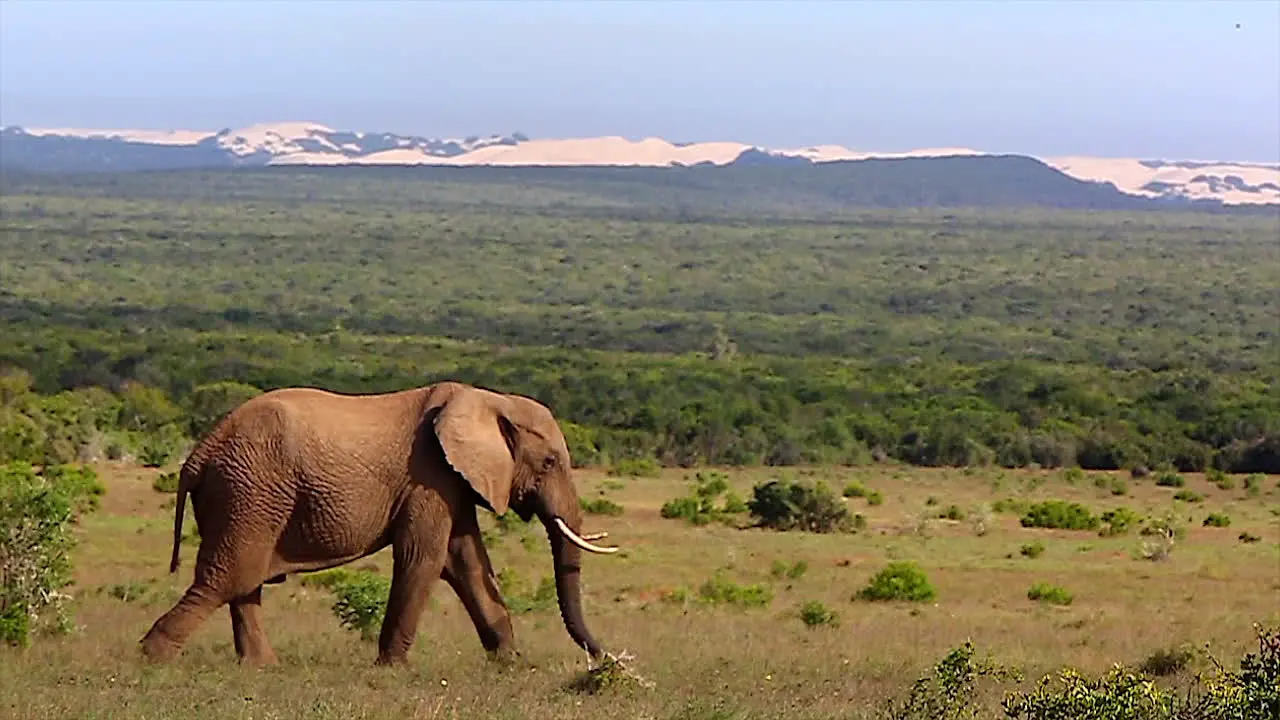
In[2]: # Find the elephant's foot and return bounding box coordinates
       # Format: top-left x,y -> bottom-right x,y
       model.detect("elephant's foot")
373,651 -> 410,667
138,628 -> 183,664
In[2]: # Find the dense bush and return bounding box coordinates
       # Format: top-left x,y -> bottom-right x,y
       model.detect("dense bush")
0,462 -> 105,646
1019,500 -> 1100,531
856,562 -> 937,603
659,471 -> 745,526
747,478 -> 855,533
1026,583 -> 1073,606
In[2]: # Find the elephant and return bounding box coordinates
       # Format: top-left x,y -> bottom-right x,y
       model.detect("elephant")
138,380 -> 620,667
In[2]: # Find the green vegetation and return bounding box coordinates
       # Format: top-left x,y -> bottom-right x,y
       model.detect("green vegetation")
746,477 -> 855,533
1019,500 -> 1100,531
1026,583 -> 1073,606
1202,512 -> 1232,528
0,462 -> 104,646
856,561 -> 938,603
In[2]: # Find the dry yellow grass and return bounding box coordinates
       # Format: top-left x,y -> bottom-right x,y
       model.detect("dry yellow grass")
2,463 -> 1277,719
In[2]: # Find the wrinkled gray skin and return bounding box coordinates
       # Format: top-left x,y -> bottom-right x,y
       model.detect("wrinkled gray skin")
139,381 -> 617,666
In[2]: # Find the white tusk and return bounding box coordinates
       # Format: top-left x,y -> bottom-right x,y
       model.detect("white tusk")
581,531 -> 609,541
553,517 -> 620,554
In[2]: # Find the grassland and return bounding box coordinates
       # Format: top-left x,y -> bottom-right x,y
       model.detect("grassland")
1,169 -> 1278,718
1,461 -> 1277,719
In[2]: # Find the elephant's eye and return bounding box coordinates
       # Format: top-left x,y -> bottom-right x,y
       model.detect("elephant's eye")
542,455 -> 558,471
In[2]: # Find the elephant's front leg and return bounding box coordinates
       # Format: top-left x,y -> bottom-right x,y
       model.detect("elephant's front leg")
375,498 -> 452,666
441,514 -> 517,660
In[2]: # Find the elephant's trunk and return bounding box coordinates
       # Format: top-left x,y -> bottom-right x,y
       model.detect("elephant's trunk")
536,480 -> 608,659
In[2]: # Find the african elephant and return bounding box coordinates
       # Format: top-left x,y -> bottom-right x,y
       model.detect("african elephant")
138,380 -> 620,666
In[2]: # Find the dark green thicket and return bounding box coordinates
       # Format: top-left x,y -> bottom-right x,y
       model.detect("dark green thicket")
0,174 -> 1276,473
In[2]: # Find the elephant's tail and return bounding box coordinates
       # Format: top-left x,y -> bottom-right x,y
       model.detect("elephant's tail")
168,458 -> 203,574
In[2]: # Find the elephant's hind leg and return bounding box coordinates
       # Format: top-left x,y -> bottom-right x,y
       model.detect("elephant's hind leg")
230,585 -> 277,666
139,583 -> 227,662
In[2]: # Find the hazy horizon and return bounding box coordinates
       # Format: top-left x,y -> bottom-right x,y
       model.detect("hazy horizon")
2,0 -> 1277,162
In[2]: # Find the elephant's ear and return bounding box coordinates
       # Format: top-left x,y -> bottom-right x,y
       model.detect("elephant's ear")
431,386 -> 516,515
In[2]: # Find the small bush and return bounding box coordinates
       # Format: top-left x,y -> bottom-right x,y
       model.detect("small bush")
1238,531 -> 1262,544
1109,477 -> 1130,496
1155,471 -> 1185,488
1099,507 -> 1142,537
608,457 -> 660,478
579,497 -> 623,516
937,504 -> 967,521
883,641 -> 1016,720
866,490 -> 885,506
1020,500 -> 1100,531
747,478 -> 856,533
1243,473 -> 1263,497
842,482 -> 869,498
1026,583 -> 1073,606
1020,541 -> 1046,559
798,600 -> 840,628
329,571 -> 391,641
1138,645 -> 1196,677
1173,490 -> 1203,503
1061,467 -> 1085,485
1202,512 -> 1231,528
496,568 -> 557,614
152,471 -> 179,494
0,462 -> 104,647
1206,468 -> 1234,491
659,471 -> 742,526
770,559 -> 808,580
695,572 -> 773,609
856,561 -> 936,603
992,497 -> 1031,515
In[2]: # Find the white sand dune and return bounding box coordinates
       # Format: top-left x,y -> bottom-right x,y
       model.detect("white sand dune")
8,121 -> 1278,204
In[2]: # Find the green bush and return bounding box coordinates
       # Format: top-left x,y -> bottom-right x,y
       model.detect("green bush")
1020,541 -> 1046,559
843,482 -> 869,498
798,600 -> 840,628
496,568 -> 557,615
579,497 -> 624,516
1137,645 -> 1196,677
1026,583 -> 1073,606
856,561 -> 937,603
937,504 -> 967,521
695,572 -> 774,609
329,571 -> 391,641
747,478 -> 856,533
1243,473 -> 1264,497
1155,471 -> 1185,488
770,559 -> 808,580
659,471 -> 742,526
882,641 -> 1016,720
1099,507 -> 1142,537
1206,467 -> 1234,491
152,471 -> 179,494
0,463 -> 104,647
608,457 -> 660,478
1020,500 -> 1100,531
1202,512 -> 1231,528
184,381 -> 262,438
866,490 -> 886,506
1172,489 -> 1203,503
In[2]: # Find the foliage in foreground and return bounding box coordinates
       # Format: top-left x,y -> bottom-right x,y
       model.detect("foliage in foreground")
882,624 -> 1280,720
0,462 -> 104,647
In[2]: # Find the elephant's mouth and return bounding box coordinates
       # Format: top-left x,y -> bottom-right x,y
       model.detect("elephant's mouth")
552,517 -> 619,554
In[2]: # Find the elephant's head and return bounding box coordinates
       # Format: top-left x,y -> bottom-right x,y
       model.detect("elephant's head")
428,381 -> 618,659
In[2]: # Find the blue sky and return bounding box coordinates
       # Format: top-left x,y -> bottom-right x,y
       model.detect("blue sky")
1,0 -> 1276,161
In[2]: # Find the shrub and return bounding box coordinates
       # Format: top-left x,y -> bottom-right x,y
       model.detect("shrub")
0,462 -> 104,647
184,381 -> 262,438
1138,645 -> 1196,677
1020,541 -> 1046,559
1155,471 -> 1185,488
1026,583 -> 1073,606
329,571 -> 391,641
937,504 -> 966,521
866,490 -> 885,506
1173,490 -> 1203,503
856,561 -> 936,603
659,471 -> 742,526
1020,500 -> 1100,531
152,471 -> 179,494
798,600 -> 840,628
608,457 -> 660,478
1238,531 -> 1262,544
882,641 -> 1016,720
496,568 -> 557,614
579,497 -> 623,516
1109,477 -> 1130,496
747,478 -> 855,533
842,482 -> 869,498
1003,665 -> 1179,719
1206,467 -> 1234,491
1099,507 -> 1142,537
770,559 -> 808,580
695,572 -> 773,609
1202,512 -> 1231,528
1243,473 -> 1263,497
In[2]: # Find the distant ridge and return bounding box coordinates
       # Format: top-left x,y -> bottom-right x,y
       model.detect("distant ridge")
1,121 -> 1277,206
